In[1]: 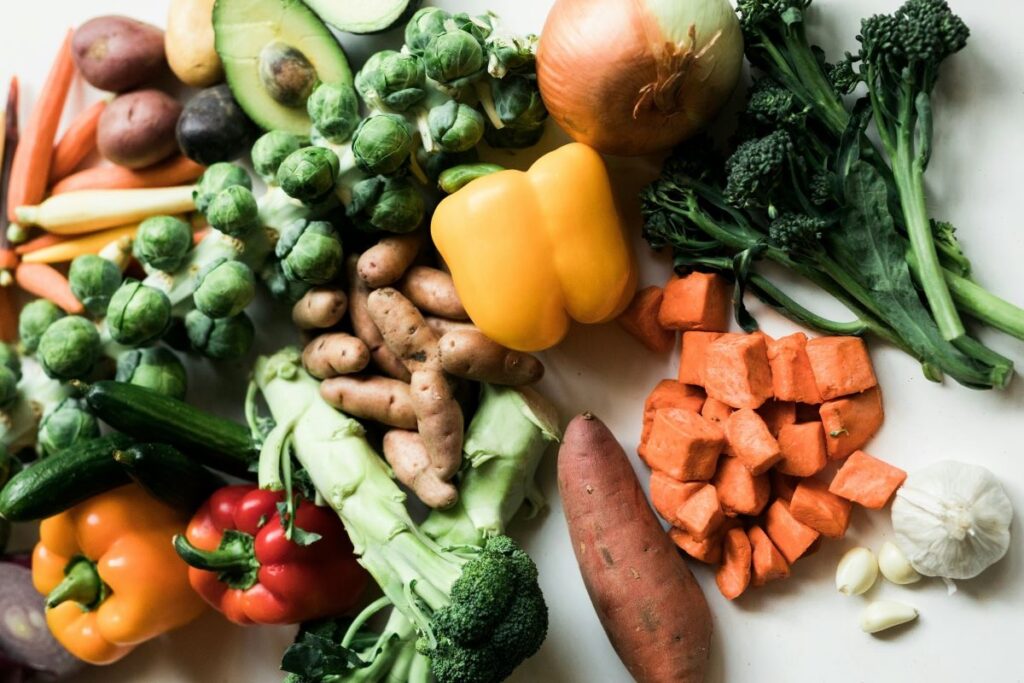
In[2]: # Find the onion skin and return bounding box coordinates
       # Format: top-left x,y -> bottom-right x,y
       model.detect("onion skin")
537,0 -> 743,157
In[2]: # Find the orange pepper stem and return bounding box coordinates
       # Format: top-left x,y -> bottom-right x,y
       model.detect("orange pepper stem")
173,531 -> 260,591
47,556 -> 107,610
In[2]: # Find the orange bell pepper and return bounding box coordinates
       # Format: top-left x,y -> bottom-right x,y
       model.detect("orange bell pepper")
31,484 -> 206,665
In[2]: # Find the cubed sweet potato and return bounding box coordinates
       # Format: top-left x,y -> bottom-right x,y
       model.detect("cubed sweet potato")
669,527 -> 723,564
775,422 -> 827,477
790,478 -> 852,539
649,472 -> 704,526
716,527 -> 752,600
712,456 -> 770,516
700,397 -> 733,424
645,409 -> 725,481
805,336 -> 877,400
677,484 -> 725,541
757,399 -> 797,437
767,333 -> 823,403
819,386 -> 884,459
658,272 -> 731,332
748,525 -> 790,586
703,334 -> 774,409
678,331 -> 724,386
640,380 -> 706,461
828,450 -> 907,509
618,286 -> 676,353
725,408 -> 782,475
770,470 -> 798,501
764,499 -> 820,564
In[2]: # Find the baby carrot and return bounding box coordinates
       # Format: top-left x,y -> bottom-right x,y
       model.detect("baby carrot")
49,99 -> 107,183
15,262 -> 84,314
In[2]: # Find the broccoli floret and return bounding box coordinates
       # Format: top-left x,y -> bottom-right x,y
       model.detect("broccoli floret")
724,130 -> 793,209
826,56 -> 860,95
737,0 -> 810,36
769,213 -> 829,253
743,78 -> 809,130
859,0 -> 968,77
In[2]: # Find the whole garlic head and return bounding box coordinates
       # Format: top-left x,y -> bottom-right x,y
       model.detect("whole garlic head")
891,461 -> 1013,580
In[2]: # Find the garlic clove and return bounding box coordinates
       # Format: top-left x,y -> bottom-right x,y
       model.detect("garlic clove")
836,547 -> 878,596
859,600 -> 918,634
878,541 -> 921,585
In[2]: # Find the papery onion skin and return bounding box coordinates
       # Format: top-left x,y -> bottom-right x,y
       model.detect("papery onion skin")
537,0 -> 743,157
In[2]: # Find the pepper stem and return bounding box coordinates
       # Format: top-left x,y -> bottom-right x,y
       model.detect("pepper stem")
47,556 -> 107,610
173,530 -> 260,591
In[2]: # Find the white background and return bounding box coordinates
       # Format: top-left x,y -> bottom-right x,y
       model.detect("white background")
3,0 -> 1024,681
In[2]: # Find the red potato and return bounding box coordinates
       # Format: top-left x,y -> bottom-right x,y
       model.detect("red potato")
559,414 -> 712,683
72,16 -> 166,92
98,90 -> 182,168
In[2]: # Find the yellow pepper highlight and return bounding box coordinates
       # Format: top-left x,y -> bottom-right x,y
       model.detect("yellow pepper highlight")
31,484 -> 206,665
431,143 -> 637,351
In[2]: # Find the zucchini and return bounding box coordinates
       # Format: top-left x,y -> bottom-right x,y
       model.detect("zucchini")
0,433 -> 134,521
82,380 -> 258,478
115,443 -> 226,512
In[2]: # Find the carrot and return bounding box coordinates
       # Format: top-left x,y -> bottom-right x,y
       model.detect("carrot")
21,223 -> 138,264
0,78 -> 20,272
703,333 -> 774,409
819,386 -> 884,459
715,527 -> 752,600
15,233 -> 64,255
658,272 -> 731,331
724,408 -> 782,475
6,30 -> 75,222
767,332 -> 823,404
645,409 -> 725,482
15,262 -> 84,314
828,450 -> 907,509
48,99 -> 106,183
748,525 -> 790,586
677,485 -> 724,541
789,478 -> 852,539
776,422 -> 828,477
677,331 -> 723,386
618,285 -> 675,353
51,155 -> 204,195
805,336 -> 877,401
764,500 -> 820,564
559,413 -> 712,683
649,472 -> 703,526
711,456 -> 770,516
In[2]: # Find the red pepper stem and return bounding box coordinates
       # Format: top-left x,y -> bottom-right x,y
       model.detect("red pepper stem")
173,532 -> 260,591
47,556 -> 105,610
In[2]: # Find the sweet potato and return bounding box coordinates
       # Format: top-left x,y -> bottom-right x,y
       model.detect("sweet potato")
677,485 -> 724,541
645,409 -> 725,481
398,266 -> 468,321
725,409 -> 781,475
819,386 -> 884,459
559,414 -> 712,683
703,333 -> 773,409
790,478 -> 852,539
619,286 -> 675,353
805,336 -> 877,401
292,286 -> 347,330
828,450 -> 907,509
700,397 -> 733,426
770,470 -> 798,502
748,525 -> 790,586
712,456 -> 769,516
764,500 -> 820,564
639,381 -> 705,461
367,287 -> 441,373
757,399 -> 797,437
319,375 -> 417,429
347,257 -> 411,381
302,333 -> 371,379
775,422 -> 827,477
439,329 -> 544,386
678,331 -> 723,387
382,429 -> 458,509
408,368 -> 463,487
649,472 -> 703,526
357,232 -> 424,288
669,527 -> 723,565
767,333 -> 822,404
716,527 -> 752,600
657,272 -> 731,331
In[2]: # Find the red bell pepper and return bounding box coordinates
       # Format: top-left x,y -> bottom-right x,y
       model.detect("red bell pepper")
173,484 -> 367,625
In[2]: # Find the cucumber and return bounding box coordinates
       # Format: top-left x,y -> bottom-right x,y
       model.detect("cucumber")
82,381 -> 258,478
0,434 -> 134,521
115,443 -> 226,512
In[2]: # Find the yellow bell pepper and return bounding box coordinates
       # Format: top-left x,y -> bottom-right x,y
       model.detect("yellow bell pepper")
431,143 -> 637,351
31,484 -> 206,665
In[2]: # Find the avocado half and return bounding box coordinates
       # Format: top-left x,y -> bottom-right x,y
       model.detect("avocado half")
213,0 -> 353,135
302,0 -> 423,34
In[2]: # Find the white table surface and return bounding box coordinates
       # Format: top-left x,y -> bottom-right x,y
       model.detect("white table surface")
4,1 -> 1024,681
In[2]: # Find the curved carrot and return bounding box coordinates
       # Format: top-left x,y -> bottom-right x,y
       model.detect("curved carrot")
51,156 -> 205,195
15,232 -> 63,255
6,30 -> 75,222
49,99 -> 107,184
15,262 -> 84,314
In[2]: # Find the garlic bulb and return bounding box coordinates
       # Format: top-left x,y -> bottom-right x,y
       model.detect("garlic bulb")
891,461 -> 1013,580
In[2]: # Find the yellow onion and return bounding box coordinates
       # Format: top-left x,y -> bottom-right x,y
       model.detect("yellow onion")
537,0 -> 743,156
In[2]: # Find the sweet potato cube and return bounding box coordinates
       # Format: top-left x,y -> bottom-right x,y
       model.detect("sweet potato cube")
757,400 -> 797,437
716,528 -> 752,600
658,272 -> 731,332
649,472 -> 704,526
805,336 -> 878,400
776,422 -> 828,477
767,333 -> 823,403
703,334 -> 774,409
725,409 -> 782,475
678,331 -> 724,386
645,409 -> 725,481
790,478 -> 852,538
669,527 -> 723,564
765,500 -> 820,564
748,525 -> 790,586
619,286 -> 676,353
677,485 -> 725,541
712,456 -> 770,516
700,397 -> 733,426
828,450 -> 907,509
770,470 -> 798,501
639,380 -> 706,461
819,386 -> 884,459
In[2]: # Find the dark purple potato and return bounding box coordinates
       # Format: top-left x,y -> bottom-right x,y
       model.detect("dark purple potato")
98,89 -> 183,169
0,563 -> 82,678
72,16 -> 166,92
176,85 -> 258,165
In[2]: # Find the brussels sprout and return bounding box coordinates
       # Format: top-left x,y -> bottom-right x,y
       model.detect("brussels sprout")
261,259 -> 312,303
347,175 -> 425,233
0,367 -> 18,410
484,120 -> 545,149
485,34 -> 538,79
354,51 -> 426,113
0,343 -> 21,379
450,12 -> 494,43
133,216 -> 193,272
193,259 -> 256,319
423,29 -> 485,89
115,347 -> 188,400
37,397 -> 100,456
207,185 -> 260,237
276,220 -> 343,285
491,74 -> 548,130
106,280 -> 172,347
414,146 -> 479,182
307,83 -> 360,143
194,162 -> 252,213
352,114 -> 414,176
185,310 -> 255,360
427,100 -> 485,153
252,130 -> 305,184
277,146 -> 341,203
18,300 -> 64,355
68,254 -> 123,317
37,316 -> 101,380
404,7 -> 451,54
